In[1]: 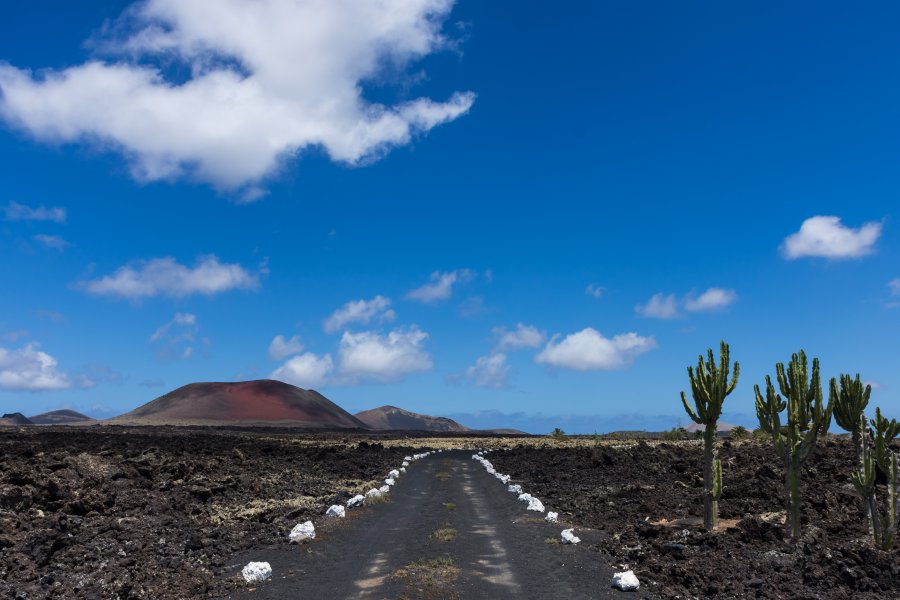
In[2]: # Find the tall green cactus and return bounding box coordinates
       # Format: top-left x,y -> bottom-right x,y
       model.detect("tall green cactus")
680,341 -> 739,530
755,350 -> 832,541
851,408 -> 900,550
831,373 -> 871,463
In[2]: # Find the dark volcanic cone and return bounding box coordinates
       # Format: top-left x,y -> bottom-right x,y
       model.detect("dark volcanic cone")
29,409 -> 94,425
111,379 -> 367,428
0,412 -> 34,426
355,405 -> 470,432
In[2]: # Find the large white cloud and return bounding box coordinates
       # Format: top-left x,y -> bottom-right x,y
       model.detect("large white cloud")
493,323 -> 545,351
323,295 -> 396,334
268,334 -> 304,361
338,327 -> 432,381
406,269 -> 473,303
535,328 -> 656,371
270,352 -> 334,389
782,216 -> 882,260
81,255 -> 259,299
466,353 -> 510,388
0,0 -> 474,193
0,343 -> 82,391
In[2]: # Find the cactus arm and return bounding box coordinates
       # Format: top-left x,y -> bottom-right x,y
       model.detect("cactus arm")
680,391 -> 701,424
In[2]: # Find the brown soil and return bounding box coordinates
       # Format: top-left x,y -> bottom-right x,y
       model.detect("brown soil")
0,426 -> 410,599
489,436 -> 900,599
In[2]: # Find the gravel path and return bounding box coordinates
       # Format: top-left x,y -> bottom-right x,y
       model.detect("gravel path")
231,450 -> 652,599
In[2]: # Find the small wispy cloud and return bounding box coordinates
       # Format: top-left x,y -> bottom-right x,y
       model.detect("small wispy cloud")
81,255 -> 260,299
406,269 -> 474,303
268,334 -> 303,361
465,353 -> 510,389
150,313 -> 202,360
3,201 -> 66,223
493,323 -> 545,351
323,295 -> 396,333
635,293 -> 680,319
32,234 -> 70,250
585,284 -> 604,298
637,287 -> 737,319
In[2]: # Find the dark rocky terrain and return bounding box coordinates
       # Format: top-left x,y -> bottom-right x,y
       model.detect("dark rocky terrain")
490,436 -> 900,599
0,427 -> 411,599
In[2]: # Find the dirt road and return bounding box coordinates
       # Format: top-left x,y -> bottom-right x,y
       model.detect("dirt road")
231,450 -> 651,599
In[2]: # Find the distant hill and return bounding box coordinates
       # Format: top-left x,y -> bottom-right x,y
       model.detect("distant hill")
110,380 -> 368,428
355,406 -> 470,432
29,409 -> 94,425
685,422 -> 737,434
0,412 -> 33,426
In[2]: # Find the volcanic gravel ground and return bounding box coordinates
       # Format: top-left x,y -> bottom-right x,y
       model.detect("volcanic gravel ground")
489,437 -> 900,599
232,450 -> 640,600
0,427 -> 411,599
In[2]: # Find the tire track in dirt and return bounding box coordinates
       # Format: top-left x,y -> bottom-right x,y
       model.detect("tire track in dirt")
231,450 -> 653,599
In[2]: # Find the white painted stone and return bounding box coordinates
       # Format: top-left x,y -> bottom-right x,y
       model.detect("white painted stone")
526,497 -> 545,512
402,461 -> 410,467
517,492 -> 533,503
612,570 -> 640,591
400,467 -> 406,474
288,521 -> 316,543
384,477 -> 396,486
346,494 -> 365,508
561,528 -> 580,544
365,488 -> 383,499
388,469 -> 400,479
241,561 -> 272,583
325,504 -> 346,518
378,485 -> 390,493
508,484 -> 523,494
545,511 -> 559,523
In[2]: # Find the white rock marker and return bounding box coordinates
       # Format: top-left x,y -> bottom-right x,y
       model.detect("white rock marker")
508,484 -> 523,494
241,561 -> 273,583
384,478 -> 396,486
347,495 -> 365,508
365,488 -> 383,500
561,528 -> 580,544
289,521 -> 316,543
612,570 -> 640,591
388,469 -> 400,479
545,511 -> 559,523
325,504 -> 346,518
526,497 -> 545,512
378,485 -> 390,494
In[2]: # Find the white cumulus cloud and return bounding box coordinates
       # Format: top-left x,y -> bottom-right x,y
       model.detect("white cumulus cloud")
782,216 -> 882,260
684,288 -> 738,312
406,269 -> 473,303
268,334 -> 304,361
635,293 -> 680,319
0,343 -> 80,391
150,313 -> 201,360
466,353 -> 510,388
0,0 -> 474,193
493,323 -> 545,351
338,327 -> 432,382
81,255 -> 259,299
535,328 -> 656,371
3,201 -> 66,223
323,295 -> 396,334
270,352 -> 334,389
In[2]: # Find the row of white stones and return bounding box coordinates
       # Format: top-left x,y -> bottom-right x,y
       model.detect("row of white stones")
242,449 -> 444,584
470,449 -> 640,592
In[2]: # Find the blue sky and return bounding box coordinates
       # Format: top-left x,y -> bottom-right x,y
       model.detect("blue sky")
1,1 -> 899,433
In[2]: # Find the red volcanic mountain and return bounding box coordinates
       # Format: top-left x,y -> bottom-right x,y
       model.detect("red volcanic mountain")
355,405 -> 470,432
112,380 -> 367,428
